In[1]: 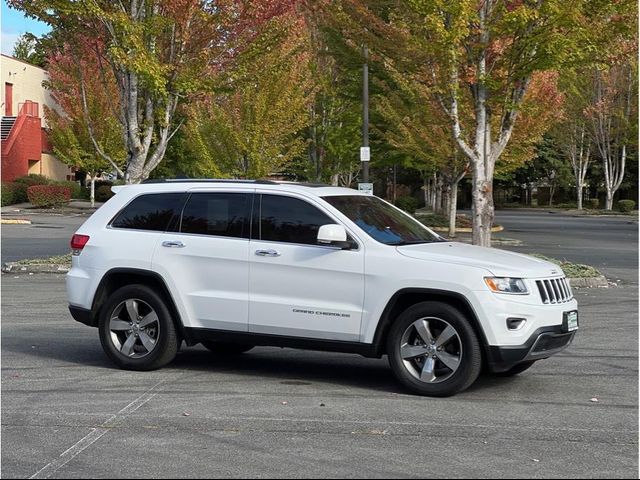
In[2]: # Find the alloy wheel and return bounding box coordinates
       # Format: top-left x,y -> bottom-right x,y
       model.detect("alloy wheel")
108,298 -> 160,358
399,316 -> 463,384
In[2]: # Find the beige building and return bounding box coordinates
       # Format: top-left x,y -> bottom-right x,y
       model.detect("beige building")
1,54 -> 73,182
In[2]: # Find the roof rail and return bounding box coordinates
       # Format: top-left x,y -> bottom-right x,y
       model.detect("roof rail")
141,178 -> 279,185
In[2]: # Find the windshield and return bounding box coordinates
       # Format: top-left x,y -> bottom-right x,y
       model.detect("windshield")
323,195 -> 443,245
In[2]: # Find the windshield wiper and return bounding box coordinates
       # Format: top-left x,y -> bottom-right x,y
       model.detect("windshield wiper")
388,240 -> 433,246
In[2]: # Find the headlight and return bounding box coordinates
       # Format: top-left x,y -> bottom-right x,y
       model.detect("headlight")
484,277 -> 529,294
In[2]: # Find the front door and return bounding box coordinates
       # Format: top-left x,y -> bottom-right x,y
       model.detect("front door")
5,83 -> 13,116
249,193 -> 365,342
152,190 -> 253,331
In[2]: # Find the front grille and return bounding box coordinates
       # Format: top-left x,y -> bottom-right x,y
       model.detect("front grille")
531,333 -> 573,354
536,277 -> 573,304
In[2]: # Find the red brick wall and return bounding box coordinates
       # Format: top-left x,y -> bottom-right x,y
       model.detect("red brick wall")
1,116 -> 42,182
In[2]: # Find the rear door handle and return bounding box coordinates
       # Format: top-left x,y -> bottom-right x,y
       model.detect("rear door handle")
162,240 -> 185,248
255,249 -> 280,257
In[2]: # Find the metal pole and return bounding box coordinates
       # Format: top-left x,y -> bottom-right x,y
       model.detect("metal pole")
362,44 -> 369,184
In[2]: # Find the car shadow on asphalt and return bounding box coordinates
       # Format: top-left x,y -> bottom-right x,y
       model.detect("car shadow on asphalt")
3,340 -> 520,397
167,347 -> 521,397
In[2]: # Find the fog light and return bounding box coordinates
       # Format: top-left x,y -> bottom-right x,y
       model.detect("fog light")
507,318 -> 527,331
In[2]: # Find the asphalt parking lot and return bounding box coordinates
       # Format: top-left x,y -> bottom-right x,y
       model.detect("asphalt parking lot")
1,273 -> 638,478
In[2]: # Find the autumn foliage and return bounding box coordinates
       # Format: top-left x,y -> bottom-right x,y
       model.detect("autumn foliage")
27,185 -> 72,208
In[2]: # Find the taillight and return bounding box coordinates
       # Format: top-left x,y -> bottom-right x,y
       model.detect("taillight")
70,234 -> 90,255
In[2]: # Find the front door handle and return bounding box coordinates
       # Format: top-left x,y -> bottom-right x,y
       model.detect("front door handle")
255,249 -> 281,257
162,240 -> 185,248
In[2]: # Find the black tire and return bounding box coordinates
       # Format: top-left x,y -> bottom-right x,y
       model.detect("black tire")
387,301 -> 482,397
98,284 -> 179,371
495,361 -> 536,377
201,341 -> 254,355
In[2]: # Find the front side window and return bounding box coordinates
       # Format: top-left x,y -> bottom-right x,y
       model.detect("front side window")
111,193 -> 186,232
180,192 -> 251,239
323,195 -> 442,245
259,194 -> 335,245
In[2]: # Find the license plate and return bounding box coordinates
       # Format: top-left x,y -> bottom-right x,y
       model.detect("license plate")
564,311 -> 579,332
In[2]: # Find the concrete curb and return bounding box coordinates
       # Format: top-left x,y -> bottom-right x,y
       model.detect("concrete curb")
1,219 -> 32,224
568,275 -> 609,288
2,263 -> 70,274
431,225 -> 504,233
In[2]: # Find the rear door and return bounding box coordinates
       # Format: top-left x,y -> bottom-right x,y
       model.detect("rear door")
152,190 -> 253,331
248,193 -> 365,342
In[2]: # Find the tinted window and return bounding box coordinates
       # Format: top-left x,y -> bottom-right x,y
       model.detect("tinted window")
180,193 -> 250,239
323,195 -> 442,245
260,194 -> 335,245
111,193 -> 186,231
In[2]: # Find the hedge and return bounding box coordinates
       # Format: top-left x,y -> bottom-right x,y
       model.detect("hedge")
52,180 -> 82,199
95,184 -> 115,202
395,196 -> 419,214
617,200 -> 636,213
27,185 -> 72,207
586,198 -> 600,209
14,174 -> 51,187
2,183 -> 18,206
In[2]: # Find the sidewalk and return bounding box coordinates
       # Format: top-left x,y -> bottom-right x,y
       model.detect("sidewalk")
1,201 -> 104,217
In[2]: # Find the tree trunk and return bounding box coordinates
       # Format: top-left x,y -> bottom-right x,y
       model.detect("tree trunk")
431,173 -> 437,212
605,190 -> 614,211
549,184 -> 556,206
442,183 -> 449,219
577,185 -> 583,210
471,166 -> 494,247
90,177 -> 96,208
447,179 -> 460,238
423,176 -> 428,208
435,174 -> 443,214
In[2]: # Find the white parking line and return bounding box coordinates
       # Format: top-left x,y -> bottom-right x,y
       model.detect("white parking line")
29,376 -> 173,479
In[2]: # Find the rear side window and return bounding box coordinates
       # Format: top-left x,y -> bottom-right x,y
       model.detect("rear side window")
180,192 -> 251,239
111,193 -> 186,232
259,194 -> 335,245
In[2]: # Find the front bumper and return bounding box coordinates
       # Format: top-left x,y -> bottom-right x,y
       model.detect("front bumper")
69,305 -> 97,328
486,325 -> 576,373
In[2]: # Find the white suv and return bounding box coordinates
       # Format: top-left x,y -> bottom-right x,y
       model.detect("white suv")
66,180 -> 578,396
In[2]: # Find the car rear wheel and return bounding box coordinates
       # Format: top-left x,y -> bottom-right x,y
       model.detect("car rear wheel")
201,341 -> 254,355
99,285 -> 179,370
387,301 -> 482,397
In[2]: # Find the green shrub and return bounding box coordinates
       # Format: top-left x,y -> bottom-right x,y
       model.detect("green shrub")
95,184 -> 115,202
2,183 -> 16,206
395,196 -> 419,214
555,202 -> 578,209
1,182 -> 29,205
586,198 -> 600,209
79,186 -> 91,200
14,174 -> 51,187
52,180 -> 82,199
617,200 -> 636,213
27,185 -> 71,207
531,254 -> 601,278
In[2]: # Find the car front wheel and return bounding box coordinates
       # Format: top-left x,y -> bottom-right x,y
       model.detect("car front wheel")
387,301 -> 482,397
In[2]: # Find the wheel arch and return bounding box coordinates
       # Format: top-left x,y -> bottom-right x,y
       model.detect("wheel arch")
372,288 -> 489,359
91,268 -> 192,344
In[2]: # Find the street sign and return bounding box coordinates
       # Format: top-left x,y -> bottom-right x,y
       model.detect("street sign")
358,183 -> 373,195
360,147 -> 370,162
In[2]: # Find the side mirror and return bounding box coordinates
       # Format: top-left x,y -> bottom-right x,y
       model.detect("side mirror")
317,224 -> 352,249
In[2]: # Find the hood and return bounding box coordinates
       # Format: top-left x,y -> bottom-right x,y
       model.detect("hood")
397,242 -> 562,278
